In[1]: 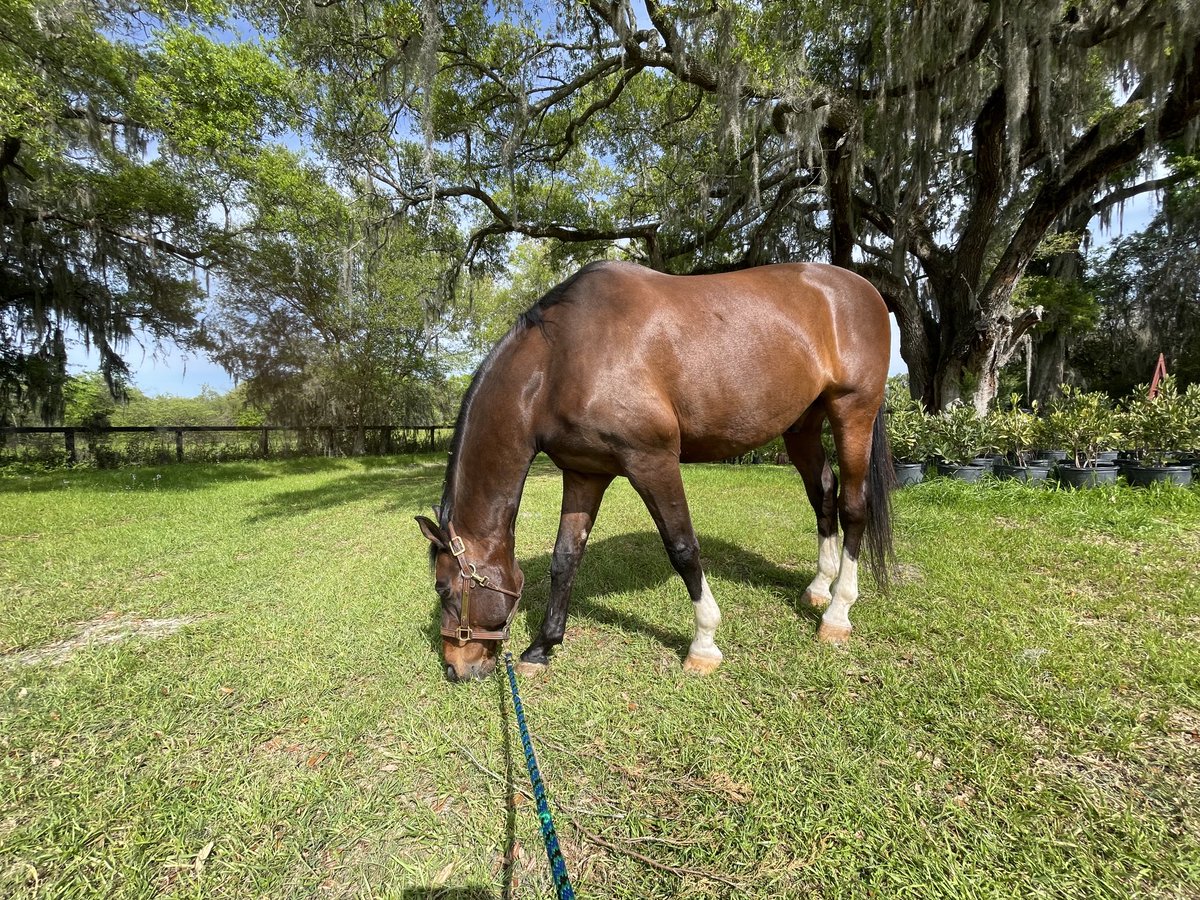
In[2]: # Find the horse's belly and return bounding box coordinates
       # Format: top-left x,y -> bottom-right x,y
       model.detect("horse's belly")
677,406 -> 808,463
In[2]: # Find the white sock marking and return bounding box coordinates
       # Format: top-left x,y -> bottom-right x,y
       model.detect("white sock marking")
689,575 -> 723,661
806,532 -> 840,599
822,551 -> 859,631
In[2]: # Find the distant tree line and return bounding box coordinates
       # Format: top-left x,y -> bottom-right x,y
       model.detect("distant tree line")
37,370 -> 470,432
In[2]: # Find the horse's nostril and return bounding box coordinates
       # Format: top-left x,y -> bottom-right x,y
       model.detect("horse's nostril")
445,664 -> 458,683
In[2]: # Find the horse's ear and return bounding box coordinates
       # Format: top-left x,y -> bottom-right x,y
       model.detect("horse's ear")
415,515 -> 447,550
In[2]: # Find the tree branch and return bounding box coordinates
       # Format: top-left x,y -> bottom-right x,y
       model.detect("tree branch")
984,35 -> 1200,304
1089,172 -> 1190,219
60,107 -> 147,129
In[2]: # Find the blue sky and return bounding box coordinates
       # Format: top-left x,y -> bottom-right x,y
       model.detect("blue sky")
68,335 -> 235,395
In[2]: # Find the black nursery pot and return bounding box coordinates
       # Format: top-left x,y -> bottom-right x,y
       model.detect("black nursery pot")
1036,449 -> 1068,462
1124,465 -> 1194,488
893,460 -> 926,487
993,462 -> 1050,485
935,461 -> 987,483
1056,463 -> 1119,489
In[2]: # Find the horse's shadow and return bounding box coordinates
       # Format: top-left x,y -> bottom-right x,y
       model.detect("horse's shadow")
422,531 -> 820,658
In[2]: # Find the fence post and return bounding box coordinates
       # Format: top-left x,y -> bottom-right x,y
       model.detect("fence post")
175,429 -> 184,463
64,428 -> 76,465
383,427 -> 393,454
427,426 -> 435,451
260,427 -> 269,457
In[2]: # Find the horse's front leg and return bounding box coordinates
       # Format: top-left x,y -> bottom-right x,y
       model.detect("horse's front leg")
517,470 -> 612,675
626,457 -> 723,675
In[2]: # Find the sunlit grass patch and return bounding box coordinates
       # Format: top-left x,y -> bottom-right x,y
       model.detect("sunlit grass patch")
2,459 -> 1198,898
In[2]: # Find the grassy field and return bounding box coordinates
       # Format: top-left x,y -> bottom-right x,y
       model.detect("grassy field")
1,457 -> 1198,899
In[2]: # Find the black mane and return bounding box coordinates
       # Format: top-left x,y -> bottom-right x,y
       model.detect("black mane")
515,260 -> 612,332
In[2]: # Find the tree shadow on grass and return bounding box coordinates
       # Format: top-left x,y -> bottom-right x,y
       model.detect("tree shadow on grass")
419,530 -> 819,663
247,468 -> 445,522
240,453 -> 569,522
0,461 -> 282,494
1,455 -> 450,496
398,889 -> 494,899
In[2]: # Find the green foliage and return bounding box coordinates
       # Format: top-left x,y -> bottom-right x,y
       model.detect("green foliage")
1121,377 -> 1200,467
987,394 -> 1042,465
1043,385 -> 1122,467
207,144 -> 468,428
0,0 -> 301,421
1014,275 -> 1099,332
62,372 -> 121,429
885,393 -> 929,462
1074,168 -> 1200,394
927,401 -> 989,465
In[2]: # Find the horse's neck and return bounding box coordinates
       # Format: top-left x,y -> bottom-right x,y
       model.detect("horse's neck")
449,371 -> 537,549
450,449 -> 531,546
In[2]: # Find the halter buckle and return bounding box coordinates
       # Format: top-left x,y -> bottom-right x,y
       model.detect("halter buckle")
448,535 -> 466,557
455,624 -> 472,642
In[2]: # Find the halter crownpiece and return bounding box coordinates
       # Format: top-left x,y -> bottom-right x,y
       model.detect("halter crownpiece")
440,522 -> 522,643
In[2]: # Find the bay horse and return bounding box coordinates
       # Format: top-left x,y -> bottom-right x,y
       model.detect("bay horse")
416,261 -> 894,682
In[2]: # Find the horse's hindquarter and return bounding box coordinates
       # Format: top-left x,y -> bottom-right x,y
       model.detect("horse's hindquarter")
536,263 -> 890,467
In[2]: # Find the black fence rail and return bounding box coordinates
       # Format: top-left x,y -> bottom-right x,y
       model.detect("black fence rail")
0,425 -> 454,468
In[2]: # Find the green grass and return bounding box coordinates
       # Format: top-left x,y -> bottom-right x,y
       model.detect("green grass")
2,458 -> 1198,899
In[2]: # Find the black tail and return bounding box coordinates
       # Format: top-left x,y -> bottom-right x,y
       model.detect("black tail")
864,405 -> 896,593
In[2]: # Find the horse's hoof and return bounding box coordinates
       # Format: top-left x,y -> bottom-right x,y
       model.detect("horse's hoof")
683,652 -> 723,675
514,660 -> 548,678
802,588 -> 831,609
816,621 -> 852,645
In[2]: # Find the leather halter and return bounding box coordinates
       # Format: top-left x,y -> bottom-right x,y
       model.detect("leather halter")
440,522 -> 522,643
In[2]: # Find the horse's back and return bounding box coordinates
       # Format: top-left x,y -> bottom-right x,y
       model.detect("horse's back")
530,261 -> 890,465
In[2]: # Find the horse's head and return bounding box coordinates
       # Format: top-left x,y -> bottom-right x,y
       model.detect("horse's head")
416,515 -> 524,682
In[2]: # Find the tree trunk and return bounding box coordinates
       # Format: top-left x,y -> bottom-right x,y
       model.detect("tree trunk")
1030,326 -> 1067,406
924,280 -> 1043,413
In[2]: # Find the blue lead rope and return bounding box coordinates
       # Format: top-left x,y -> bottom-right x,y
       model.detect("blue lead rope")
503,651 -> 576,900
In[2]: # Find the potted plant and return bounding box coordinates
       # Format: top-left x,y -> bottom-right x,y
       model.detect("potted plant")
1182,382 -> 1200,476
928,401 -> 988,482
989,395 -> 1049,484
1044,386 -> 1121,488
1122,377 -> 1196,487
886,394 -> 929,486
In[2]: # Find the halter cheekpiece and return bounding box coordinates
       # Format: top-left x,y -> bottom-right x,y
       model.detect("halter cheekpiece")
441,522 -> 522,643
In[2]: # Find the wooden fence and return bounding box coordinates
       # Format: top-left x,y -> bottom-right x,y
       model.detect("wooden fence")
0,424 -> 454,465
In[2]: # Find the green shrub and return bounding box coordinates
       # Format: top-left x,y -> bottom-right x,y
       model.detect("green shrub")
1044,386 -> 1122,468
1122,377 -> 1199,467
886,394 -> 929,462
928,401 -> 987,465
988,395 -> 1041,466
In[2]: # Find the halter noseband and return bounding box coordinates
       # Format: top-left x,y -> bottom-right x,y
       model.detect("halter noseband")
440,522 -> 522,643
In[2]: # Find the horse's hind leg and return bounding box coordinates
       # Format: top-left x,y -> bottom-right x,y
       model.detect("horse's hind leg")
625,456 -> 723,675
818,393 -> 880,644
518,469 -> 613,675
783,405 -> 839,609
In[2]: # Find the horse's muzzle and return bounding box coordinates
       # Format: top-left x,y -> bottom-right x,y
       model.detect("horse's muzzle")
444,658 -> 497,682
